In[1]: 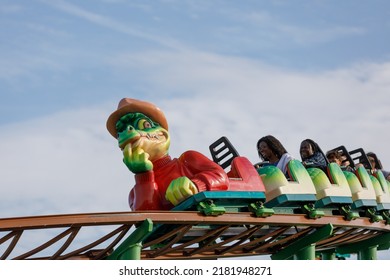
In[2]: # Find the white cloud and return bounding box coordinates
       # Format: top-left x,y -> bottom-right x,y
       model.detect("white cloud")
0,105 -> 131,217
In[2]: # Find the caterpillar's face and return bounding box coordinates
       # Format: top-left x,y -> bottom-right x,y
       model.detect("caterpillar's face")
116,112 -> 170,161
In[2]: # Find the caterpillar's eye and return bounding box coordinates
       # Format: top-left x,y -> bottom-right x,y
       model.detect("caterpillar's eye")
138,119 -> 152,130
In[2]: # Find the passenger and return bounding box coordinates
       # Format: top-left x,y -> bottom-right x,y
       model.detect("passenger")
367,152 -> 390,180
299,139 -> 327,171
326,150 -> 342,165
256,135 -> 294,176
326,150 -> 354,172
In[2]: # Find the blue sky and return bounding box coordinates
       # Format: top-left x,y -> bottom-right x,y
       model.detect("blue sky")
1,0 -> 390,123
1,0 -> 390,259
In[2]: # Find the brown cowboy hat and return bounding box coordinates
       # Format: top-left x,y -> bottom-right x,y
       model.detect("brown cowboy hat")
106,98 -> 168,138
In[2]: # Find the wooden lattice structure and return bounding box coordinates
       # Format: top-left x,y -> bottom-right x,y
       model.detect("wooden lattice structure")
1,211 -> 389,260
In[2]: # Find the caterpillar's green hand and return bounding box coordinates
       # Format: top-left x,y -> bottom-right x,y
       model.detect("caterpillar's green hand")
165,176 -> 198,206
123,143 -> 153,173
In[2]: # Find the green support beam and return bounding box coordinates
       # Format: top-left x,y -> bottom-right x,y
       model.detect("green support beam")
271,224 -> 333,260
106,218 -> 154,260
320,250 -> 336,260
336,232 -> 390,260
295,244 -> 315,260
377,241 -> 390,250
358,246 -> 377,260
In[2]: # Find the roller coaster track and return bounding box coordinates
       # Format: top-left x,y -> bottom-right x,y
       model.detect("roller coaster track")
1,211 -> 389,260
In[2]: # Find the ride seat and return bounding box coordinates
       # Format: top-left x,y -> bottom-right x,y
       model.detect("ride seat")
372,170 -> 390,210
209,136 -> 266,192
306,163 -> 353,207
227,157 -> 266,192
344,167 -> 377,208
259,160 -> 317,207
